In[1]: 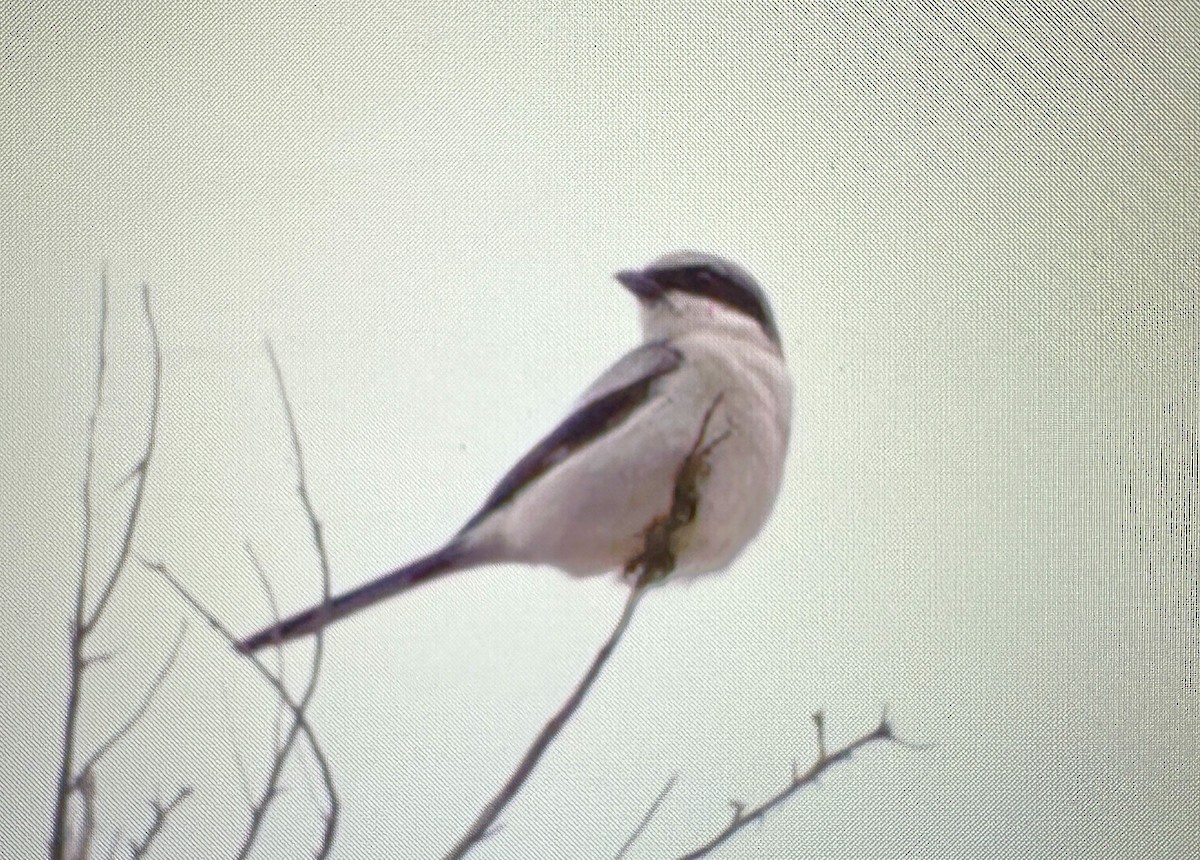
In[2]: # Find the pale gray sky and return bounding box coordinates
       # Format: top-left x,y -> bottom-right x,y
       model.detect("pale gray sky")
3,2 -> 1198,858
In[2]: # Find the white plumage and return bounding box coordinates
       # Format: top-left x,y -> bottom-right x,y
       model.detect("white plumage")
238,251 -> 792,652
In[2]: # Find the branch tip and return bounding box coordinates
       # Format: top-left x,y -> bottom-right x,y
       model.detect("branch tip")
676,712 -> 908,858
811,710 -> 827,759
615,773 -> 678,859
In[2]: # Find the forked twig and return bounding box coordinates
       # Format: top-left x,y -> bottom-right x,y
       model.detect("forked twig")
84,285 -> 162,634
128,786 -> 192,859
146,340 -> 339,859
674,713 -> 898,859
148,558 -> 340,859
52,280 -> 164,860
72,622 -> 187,784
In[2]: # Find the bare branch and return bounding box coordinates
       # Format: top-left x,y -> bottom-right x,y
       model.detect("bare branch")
84,284 -> 162,633
144,341 -> 339,859
63,767 -> 96,860
614,774 -> 678,859
265,341 -> 331,590
226,342 -> 339,858
76,270 -> 109,629
51,272 -> 109,860
53,277 -> 162,860
214,542 -> 287,808
218,683 -> 256,808
80,650 -> 117,670
148,558 -> 339,859
74,622 -> 187,782
443,394 -> 727,859
245,542 -> 285,673
812,709 -> 827,759
244,541 -> 289,754
674,714 -> 897,859
128,786 -> 192,859
442,584 -> 648,859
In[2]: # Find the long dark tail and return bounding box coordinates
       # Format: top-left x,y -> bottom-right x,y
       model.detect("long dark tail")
236,542 -> 473,653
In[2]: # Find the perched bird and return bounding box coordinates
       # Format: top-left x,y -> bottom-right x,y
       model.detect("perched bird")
238,252 -> 792,653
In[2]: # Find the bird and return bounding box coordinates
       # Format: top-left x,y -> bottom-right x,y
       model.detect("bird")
237,251 -> 792,653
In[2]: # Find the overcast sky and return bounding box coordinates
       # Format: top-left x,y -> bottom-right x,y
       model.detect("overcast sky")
3,3 -> 1198,858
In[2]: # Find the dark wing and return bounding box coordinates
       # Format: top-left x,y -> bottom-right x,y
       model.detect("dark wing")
458,340 -> 683,533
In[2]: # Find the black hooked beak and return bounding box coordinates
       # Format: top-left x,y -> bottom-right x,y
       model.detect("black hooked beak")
615,269 -> 665,302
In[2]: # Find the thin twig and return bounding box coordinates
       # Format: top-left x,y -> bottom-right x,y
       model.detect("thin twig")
73,622 -> 188,783
63,767 -> 96,860
442,585 -> 649,859
84,284 -> 162,634
218,682 -> 257,808
214,542 -> 287,808
443,394 -> 727,859
51,273 -> 109,860
144,341 -> 339,859
76,271 -> 110,628
245,541 -> 288,755
128,786 -> 193,859
226,342 -> 338,858
53,278 -> 162,860
614,774 -> 678,859
148,559 -> 339,859
674,714 -> 896,859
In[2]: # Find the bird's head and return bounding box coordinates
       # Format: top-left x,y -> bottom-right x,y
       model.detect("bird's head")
615,251 -> 781,348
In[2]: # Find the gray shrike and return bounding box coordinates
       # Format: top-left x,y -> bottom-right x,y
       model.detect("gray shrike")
238,251 -> 792,653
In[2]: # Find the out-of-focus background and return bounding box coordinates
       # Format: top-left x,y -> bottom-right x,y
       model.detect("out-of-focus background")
3,3 -> 1197,857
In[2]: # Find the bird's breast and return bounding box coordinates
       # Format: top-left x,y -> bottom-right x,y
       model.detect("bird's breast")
666,340 -> 791,577
480,334 -> 791,581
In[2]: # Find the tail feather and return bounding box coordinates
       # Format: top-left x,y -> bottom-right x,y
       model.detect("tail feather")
236,542 -> 471,653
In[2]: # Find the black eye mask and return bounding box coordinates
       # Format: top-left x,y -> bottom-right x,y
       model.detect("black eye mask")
646,264 -> 780,347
